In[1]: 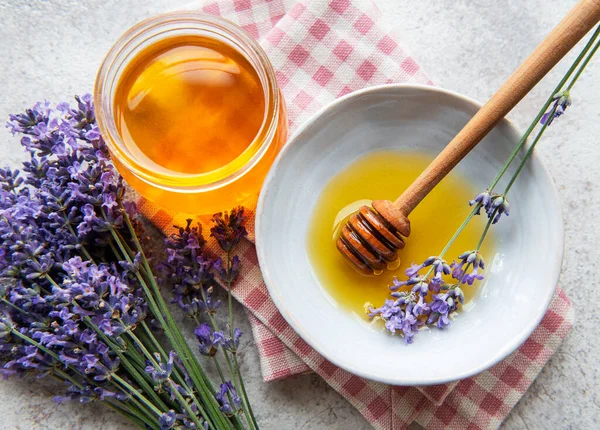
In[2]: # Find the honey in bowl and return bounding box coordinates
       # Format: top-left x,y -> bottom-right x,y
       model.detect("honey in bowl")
307,151 -> 493,316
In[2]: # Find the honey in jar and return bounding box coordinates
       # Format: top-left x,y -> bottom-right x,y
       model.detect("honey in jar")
307,151 -> 494,316
114,36 -> 265,175
95,13 -> 287,214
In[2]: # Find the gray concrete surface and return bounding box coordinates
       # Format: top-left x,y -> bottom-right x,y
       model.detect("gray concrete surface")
1,0 -> 599,429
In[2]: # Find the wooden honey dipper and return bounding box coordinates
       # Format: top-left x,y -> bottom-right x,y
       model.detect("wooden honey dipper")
337,0 -> 600,275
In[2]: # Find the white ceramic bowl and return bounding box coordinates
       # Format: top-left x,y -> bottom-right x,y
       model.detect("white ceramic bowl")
256,85 -> 563,385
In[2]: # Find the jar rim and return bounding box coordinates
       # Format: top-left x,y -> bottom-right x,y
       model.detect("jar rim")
94,12 -> 280,192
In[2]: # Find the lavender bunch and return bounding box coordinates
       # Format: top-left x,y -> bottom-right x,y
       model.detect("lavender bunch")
1,96 -> 255,429
161,208 -> 258,429
368,23 -> 600,343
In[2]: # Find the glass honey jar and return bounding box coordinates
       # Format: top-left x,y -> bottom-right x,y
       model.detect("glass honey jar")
94,12 -> 287,214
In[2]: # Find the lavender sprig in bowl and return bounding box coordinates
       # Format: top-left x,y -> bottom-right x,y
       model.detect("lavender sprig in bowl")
366,24 -> 599,346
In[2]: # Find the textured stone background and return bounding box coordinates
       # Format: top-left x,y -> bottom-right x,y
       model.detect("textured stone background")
1,0 -> 599,429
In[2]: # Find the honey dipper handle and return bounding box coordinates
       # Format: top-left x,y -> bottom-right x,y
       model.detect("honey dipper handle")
394,0 -> 600,215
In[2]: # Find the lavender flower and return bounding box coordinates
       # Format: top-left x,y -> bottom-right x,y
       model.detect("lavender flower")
161,220 -> 219,317
390,256 -> 448,297
389,276 -> 416,291
7,101 -> 52,135
427,294 -> 452,329
470,190 -> 509,223
469,190 -> 491,215
368,253 -> 474,342
541,91 -> 571,125
213,256 -> 241,283
53,385 -> 96,405
145,351 -> 176,384
93,387 -> 128,401
159,410 -> 177,430
214,328 -> 243,353
404,262 -> 425,278
411,279 -> 429,297
210,207 -> 248,253
367,299 -> 400,319
413,295 -> 430,317
215,382 -> 242,415
194,324 -> 219,357
0,96 -> 153,410
489,195 -> 510,224
400,313 -> 420,344
451,250 -> 485,285
160,206 -> 252,424
368,292 -> 424,344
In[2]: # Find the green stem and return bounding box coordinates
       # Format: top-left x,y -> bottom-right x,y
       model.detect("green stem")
132,270 -> 220,426
125,395 -> 161,429
194,300 -> 246,430
503,107 -> 554,194
476,211 -> 496,251
126,326 -> 211,420
52,367 -> 83,389
224,252 -> 259,430
138,321 -> 194,391
122,339 -> 150,369
105,400 -> 153,430
168,380 -> 206,429
211,357 -> 227,390
137,325 -> 216,430
19,327 -> 158,426
83,317 -> 171,412
43,271 -> 167,414
12,327 -> 160,425
125,328 -> 161,368
140,321 -> 165,356
119,209 -> 231,429
488,23 -> 600,191
112,373 -> 163,417
1,297 -> 35,317
52,368 -> 155,430
567,35 -> 600,90
432,24 -> 600,267
103,210 -> 133,262
114,228 -> 138,259
43,274 -> 61,290
231,352 -> 257,429
439,204 -> 481,258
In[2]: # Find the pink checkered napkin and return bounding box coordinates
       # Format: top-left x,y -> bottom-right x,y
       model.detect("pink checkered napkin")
140,0 -> 574,428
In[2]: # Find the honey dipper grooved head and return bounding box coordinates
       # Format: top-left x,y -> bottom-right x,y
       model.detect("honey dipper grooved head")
336,200 -> 410,275
371,200 -> 411,237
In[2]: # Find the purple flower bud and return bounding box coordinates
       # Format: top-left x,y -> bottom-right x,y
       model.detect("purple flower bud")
541,91 -> 571,126
216,382 -> 242,415
210,207 -> 248,253
451,251 -> 485,285
411,280 -> 429,297
159,410 -> 177,430
469,190 -> 492,215
194,324 -> 219,357
145,351 -> 176,384
404,263 -> 423,278
412,296 -> 430,317
214,328 -> 243,352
